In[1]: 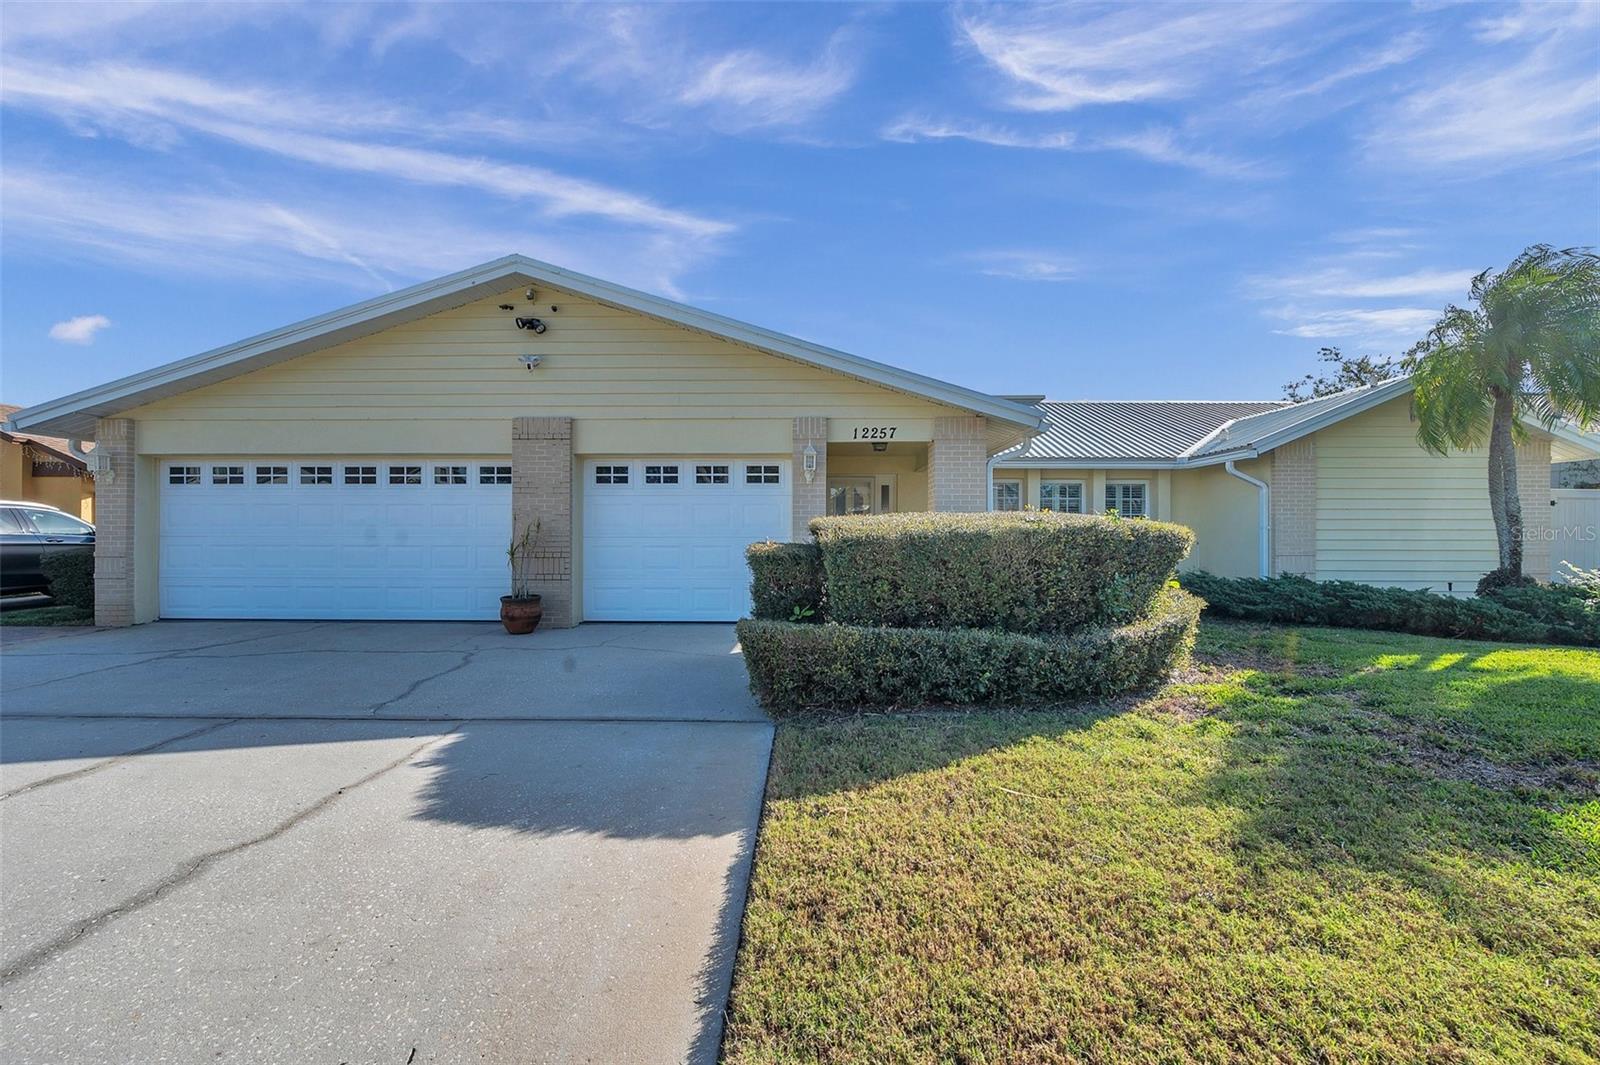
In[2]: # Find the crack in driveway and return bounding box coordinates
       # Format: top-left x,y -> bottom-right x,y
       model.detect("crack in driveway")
0,725 -> 462,986
0,623 -> 332,692
0,718 -> 244,800
366,649 -> 482,715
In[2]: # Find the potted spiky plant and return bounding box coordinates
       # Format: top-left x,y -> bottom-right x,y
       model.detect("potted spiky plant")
501,518 -> 544,634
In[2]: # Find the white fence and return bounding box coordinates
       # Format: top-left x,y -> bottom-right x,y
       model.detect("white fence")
1550,489 -> 1600,579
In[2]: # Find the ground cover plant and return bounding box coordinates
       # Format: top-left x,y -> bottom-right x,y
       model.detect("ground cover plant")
722,621 -> 1600,1064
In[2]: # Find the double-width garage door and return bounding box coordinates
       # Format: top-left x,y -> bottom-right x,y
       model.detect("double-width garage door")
159,456 -> 789,621
160,458 -> 511,620
582,458 -> 789,621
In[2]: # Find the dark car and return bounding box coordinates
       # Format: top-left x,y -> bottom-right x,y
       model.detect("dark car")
0,502 -> 95,597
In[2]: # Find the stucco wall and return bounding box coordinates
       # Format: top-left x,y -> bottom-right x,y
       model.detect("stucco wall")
1169,460 -> 1271,578
1,439 -> 95,520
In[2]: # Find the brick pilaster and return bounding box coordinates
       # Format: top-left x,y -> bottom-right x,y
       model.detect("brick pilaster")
791,416 -> 828,540
930,416 -> 987,512
512,416 -> 575,627
1517,436 -> 1552,580
93,418 -> 136,626
1270,441 -> 1316,577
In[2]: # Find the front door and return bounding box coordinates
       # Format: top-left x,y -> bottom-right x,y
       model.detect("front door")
828,476 -> 896,516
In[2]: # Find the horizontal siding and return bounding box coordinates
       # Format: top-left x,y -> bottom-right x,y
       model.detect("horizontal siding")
1315,396 -> 1498,591
125,285 -> 957,432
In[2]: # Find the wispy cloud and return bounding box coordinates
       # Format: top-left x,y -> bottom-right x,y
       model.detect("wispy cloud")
883,115 -> 1077,150
1248,266 -> 1477,302
678,31 -> 861,131
956,2 -> 1310,112
1,59 -> 726,240
1245,251 -> 1474,349
1,167 -> 710,296
1269,307 -> 1441,343
883,114 -> 1263,178
965,250 -> 1080,283
1365,2 -> 1600,169
48,314 -> 112,345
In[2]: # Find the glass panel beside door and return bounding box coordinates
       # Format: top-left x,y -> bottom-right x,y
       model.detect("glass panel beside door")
828,477 -> 874,515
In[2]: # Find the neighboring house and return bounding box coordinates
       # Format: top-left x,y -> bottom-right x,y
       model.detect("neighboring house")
6,255 -> 1598,626
0,403 -> 95,522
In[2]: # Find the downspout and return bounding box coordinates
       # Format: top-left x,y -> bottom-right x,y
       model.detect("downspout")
1224,460 -> 1270,577
986,442 -> 1027,511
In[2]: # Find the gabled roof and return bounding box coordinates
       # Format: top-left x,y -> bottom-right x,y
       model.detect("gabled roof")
6,254 -> 1044,441
1002,401 -> 1286,464
999,376 -> 1600,468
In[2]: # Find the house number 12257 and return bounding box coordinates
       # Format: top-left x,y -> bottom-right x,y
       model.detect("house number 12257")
852,426 -> 898,440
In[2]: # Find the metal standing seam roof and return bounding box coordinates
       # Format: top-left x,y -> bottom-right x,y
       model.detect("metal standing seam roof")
1001,400 -> 1288,462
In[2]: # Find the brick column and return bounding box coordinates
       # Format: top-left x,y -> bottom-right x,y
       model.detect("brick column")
512,417 -> 575,628
791,416 -> 828,540
930,416 -> 987,512
1517,436 -> 1552,581
1270,440 -> 1316,577
93,418 -> 136,626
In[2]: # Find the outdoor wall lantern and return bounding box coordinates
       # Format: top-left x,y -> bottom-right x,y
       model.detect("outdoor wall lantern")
802,443 -> 818,483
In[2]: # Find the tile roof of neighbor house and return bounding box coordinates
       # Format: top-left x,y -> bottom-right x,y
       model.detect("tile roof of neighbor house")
0,402 -> 87,469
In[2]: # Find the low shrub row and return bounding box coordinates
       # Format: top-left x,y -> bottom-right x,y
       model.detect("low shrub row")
41,551 -> 94,611
736,589 -> 1202,713
806,511 -> 1194,633
1181,571 -> 1598,648
746,541 -> 824,622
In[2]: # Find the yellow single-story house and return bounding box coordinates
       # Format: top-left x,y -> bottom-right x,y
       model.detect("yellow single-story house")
0,403 -> 95,521
7,255 -> 1598,626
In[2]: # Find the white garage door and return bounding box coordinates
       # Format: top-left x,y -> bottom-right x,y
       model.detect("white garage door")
583,459 -> 790,621
159,458 -> 511,620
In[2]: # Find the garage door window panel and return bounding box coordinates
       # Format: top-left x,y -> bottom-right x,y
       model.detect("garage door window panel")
480,465 -> 512,485
644,464 -> 679,485
211,465 -> 245,485
388,465 -> 422,486
256,466 -> 289,485
300,466 -> 333,485
594,464 -> 630,485
695,464 -> 729,485
169,465 -> 201,486
745,464 -> 781,485
435,465 -> 467,485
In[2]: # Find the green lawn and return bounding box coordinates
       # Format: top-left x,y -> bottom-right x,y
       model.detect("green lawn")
722,621 -> 1600,1064
0,603 -> 92,626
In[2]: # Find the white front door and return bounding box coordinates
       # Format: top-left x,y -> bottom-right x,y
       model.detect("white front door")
158,458 -> 511,620
582,459 -> 791,621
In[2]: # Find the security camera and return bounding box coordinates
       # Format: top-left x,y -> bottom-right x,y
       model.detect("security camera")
515,317 -> 547,334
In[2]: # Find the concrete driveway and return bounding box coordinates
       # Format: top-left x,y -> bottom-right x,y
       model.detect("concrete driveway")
0,621 -> 772,1065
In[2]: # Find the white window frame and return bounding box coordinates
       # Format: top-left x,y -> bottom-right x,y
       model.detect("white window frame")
993,479 -> 1022,512
211,465 -> 245,485
434,465 -> 467,485
300,465 -> 334,485
644,463 -> 680,485
479,465 -> 513,485
744,463 -> 782,485
593,464 -> 630,485
255,465 -> 289,485
387,465 -> 423,486
168,465 -> 201,486
695,463 -> 730,485
344,465 -> 378,486
1039,479 -> 1084,514
1105,480 -> 1149,518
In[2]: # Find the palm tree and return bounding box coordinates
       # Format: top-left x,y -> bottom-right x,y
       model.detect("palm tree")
1406,245 -> 1600,591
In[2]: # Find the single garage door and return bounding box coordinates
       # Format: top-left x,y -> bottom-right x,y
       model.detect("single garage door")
159,458 -> 511,620
583,458 -> 790,621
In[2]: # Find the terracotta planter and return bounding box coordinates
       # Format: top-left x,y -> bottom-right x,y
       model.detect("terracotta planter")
499,594 -> 544,635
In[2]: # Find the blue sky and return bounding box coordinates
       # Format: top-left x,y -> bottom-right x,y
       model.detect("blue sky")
2,1 -> 1597,409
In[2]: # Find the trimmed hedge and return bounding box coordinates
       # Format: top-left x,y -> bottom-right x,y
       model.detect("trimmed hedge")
747,541 -> 825,622
1182,571 -> 1598,648
41,550 -> 94,611
808,511 -> 1195,634
736,589 -> 1202,713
